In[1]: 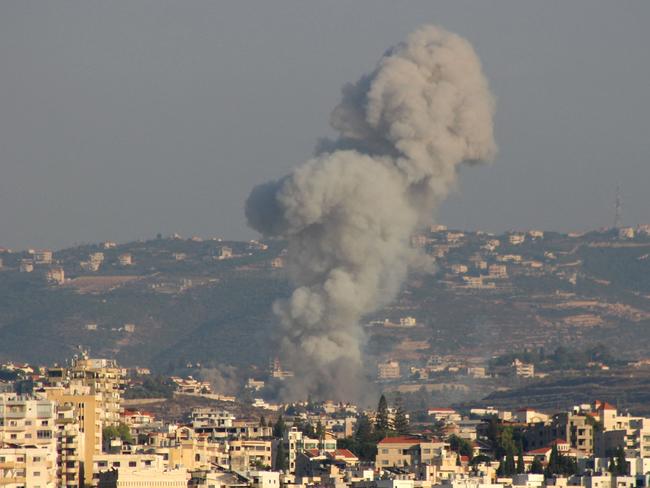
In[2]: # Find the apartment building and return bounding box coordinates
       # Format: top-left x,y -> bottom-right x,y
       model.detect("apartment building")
285,428 -> 337,473
377,360 -> 401,380
95,454 -> 189,488
229,439 -> 274,470
0,443 -> 58,488
69,357 -> 126,426
375,436 -> 450,469
44,383 -> 103,485
54,403 -> 82,488
0,394 -> 58,486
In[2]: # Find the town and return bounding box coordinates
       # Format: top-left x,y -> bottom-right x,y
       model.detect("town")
1,352 -> 650,488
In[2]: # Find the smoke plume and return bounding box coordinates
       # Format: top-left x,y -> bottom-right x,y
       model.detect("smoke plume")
246,25 -> 496,401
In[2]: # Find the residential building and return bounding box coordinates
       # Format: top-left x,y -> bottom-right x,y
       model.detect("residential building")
378,360 -> 401,380
33,249 -> 53,265
375,436 -> 452,470
69,356 -> 126,426
46,266 -> 65,284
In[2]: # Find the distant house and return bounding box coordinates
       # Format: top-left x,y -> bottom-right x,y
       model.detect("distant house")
377,360 -> 400,380
33,249 -> 53,265
46,266 -> 65,284
19,259 -> 34,273
118,253 -> 133,266
509,233 -> 526,245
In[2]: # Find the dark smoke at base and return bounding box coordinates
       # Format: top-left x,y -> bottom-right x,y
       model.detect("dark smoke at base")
246,26 -> 496,402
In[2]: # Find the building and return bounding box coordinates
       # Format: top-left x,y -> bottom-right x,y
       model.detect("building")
69,357 -> 126,426
377,360 -> 401,380
228,439 -> 274,470
218,246 -> 233,260
0,443 -> 58,488
512,359 -> 535,378
375,436 -> 452,469
399,317 -> 417,327
95,455 -> 189,488
428,408 -> 462,424
618,227 -> 635,240
270,257 -> 285,269
44,383 -> 103,485
33,249 -> 53,265
488,264 -> 508,279
508,234 -> 526,245
46,266 -> 65,284
451,264 -> 468,275
19,260 -> 34,273
118,253 -> 133,266
54,402 -> 83,488
0,394 -> 58,487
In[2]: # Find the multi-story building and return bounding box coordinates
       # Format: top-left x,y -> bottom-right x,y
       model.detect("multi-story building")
284,428 -> 337,473
54,403 -> 82,488
69,357 -> 126,427
33,249 -> 53,265
377,360 -> 400,380
46,266 -> 65,284
0,443 -> 58,488
375,436 -> 451,469
229,439 -> 274,470
44,382 -> 103,485
0,394 -> 58,486
94,454 -> 189,488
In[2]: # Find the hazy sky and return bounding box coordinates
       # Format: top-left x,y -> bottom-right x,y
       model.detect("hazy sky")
1,1 -> 649,250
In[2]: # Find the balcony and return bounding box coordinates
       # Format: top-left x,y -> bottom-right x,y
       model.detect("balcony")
0,477 -> 26,485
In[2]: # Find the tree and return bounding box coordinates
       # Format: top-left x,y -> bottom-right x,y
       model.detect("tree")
608,457 -> 617,475
273,415 -> 286,439
275,442 -> 288,471
470,455 -> 492,467
545,445 -> 559,476
375,394 -> 390,433
615,446 -> 627,475
530,457 -> 544,474
516,445 -> 525,474
504,449 -> 516,476
393,396 -> 409,435
260,415 -> 266,427
315,420 -> 325,441
448,435 -> 473,457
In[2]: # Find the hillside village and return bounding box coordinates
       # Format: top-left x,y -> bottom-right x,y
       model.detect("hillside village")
2,225 -> 650,413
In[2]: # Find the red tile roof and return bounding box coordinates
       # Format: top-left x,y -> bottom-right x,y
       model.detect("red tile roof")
334,448 -> 358,459
527,447 -> 551,455
378,436 -> 422,444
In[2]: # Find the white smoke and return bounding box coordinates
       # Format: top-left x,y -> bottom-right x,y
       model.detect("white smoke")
246,25 -> 496,401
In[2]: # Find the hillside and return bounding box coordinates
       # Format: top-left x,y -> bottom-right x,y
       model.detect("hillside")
1,227 -> 650,377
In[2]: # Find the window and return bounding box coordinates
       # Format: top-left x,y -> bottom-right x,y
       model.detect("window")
381,449 -> 388,454
129,461 -> 137,467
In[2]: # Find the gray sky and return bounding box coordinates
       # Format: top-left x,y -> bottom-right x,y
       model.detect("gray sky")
1,1 -> 649,250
